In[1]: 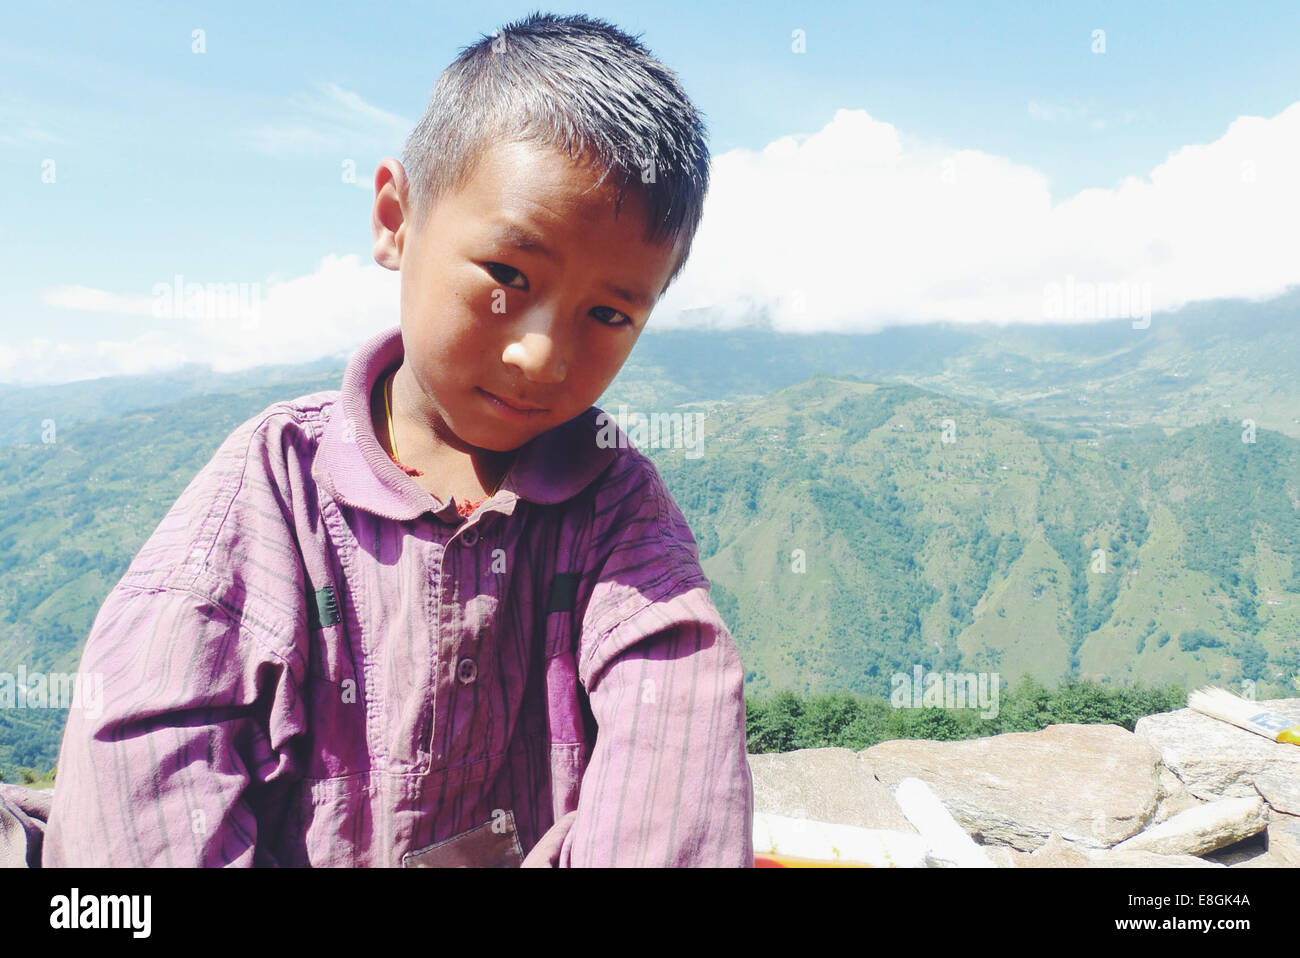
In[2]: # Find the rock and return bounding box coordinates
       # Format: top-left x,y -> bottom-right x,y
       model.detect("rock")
893,777 -> 994,867
1134,698 -> 1300,805
1203,831 -> 1269,866
861,723 -> 1164,851
1113,797 -> 1267,856
1230,813 -> 1300,868
1086,847 -> 1226,868
1253,769 -> 1300,816
747,748 -> 917,833
989,832 -> 1223,868
1025,832 -> 1092,867
973,834 -> 1092,868
982,845 -> 1027,868
1152,766 -> 1202,822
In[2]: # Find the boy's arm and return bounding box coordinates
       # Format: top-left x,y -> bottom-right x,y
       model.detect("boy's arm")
43,581 -> 303,867
43,409 -> 309,867
557,584 -> 754,867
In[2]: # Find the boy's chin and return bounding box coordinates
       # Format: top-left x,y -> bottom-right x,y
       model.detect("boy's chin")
468,395 -> 570,447
460,421 -> 543,454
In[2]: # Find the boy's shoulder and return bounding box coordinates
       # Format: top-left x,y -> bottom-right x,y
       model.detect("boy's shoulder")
565,404 -> 682,506
183,387 -> 342,510
576,408 -> 710,605
565,412 -> 720,687
119,389 -> 341,595
230,388 -> 342,450
584,423 -> 696,547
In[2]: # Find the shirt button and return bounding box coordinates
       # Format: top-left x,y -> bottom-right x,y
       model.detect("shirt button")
460,528 -> 479,547
456,657 -> 477,684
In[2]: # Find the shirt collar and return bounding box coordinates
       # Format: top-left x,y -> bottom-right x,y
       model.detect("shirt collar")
312,325 -> 618,523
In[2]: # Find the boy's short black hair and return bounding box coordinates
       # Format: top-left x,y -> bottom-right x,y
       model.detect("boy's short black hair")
401,10 -> 710,296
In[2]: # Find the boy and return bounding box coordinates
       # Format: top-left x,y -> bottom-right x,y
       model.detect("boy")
39,11 -> 753,867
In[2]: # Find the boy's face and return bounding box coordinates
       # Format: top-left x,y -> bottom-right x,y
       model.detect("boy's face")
375,138 -> 682,454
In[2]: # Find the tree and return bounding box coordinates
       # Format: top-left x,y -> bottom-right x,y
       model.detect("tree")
794,692 -> 861,748
1178,628 -> 1223,652
1236,637 -> 1268,682
746,690 -> 803,753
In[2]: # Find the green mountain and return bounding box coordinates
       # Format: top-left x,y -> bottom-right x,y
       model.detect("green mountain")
608,287 -> 1300,441
0,356 -> 347,448
641,378 -> 1300,701
2,290 -> 1298,778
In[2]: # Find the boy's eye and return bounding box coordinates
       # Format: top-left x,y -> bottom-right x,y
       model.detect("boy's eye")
484,262 -> 633,328
591,307 -> 633,328
484,262 -> 528,290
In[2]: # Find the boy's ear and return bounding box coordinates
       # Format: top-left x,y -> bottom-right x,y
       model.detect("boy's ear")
371,158 -> 411,271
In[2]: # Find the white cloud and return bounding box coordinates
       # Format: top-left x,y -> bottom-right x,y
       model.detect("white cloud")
658,102 -> 1300,331
16,100 -> 1300,383
13,256 -> 398,383
42,285 -> 154,315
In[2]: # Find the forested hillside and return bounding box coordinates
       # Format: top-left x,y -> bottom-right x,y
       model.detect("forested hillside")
642,378 -> 1300,700
610,288 -> 1300,440
2,292 -> 1297,779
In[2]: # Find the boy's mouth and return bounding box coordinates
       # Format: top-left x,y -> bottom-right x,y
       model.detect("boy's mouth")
477,387 -> 549,419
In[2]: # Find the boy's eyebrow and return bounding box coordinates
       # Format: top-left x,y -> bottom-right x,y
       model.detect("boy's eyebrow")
488,220 -> 655,310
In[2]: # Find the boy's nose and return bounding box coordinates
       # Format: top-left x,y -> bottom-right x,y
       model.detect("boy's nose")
502,328 -> 568,383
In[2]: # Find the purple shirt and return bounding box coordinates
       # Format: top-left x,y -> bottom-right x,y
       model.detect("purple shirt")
43,325 -> 753,867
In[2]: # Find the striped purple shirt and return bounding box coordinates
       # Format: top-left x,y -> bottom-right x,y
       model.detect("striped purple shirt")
43,325 -> 753,867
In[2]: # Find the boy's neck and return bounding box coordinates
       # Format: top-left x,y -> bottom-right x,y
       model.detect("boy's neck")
369,364 -> 515,502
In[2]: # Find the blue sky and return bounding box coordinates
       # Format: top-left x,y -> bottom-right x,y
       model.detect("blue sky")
3,0 -> 1300,382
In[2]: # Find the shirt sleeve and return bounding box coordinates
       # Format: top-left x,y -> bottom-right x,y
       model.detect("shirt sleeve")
42,410 -> 309,867
42,584 -> 302,867
557,455 -> 754,867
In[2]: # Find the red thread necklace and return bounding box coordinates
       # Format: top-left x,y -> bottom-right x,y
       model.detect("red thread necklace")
383,370 -> 512,518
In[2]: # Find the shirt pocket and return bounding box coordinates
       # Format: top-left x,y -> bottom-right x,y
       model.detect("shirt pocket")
401,809 -> 525,867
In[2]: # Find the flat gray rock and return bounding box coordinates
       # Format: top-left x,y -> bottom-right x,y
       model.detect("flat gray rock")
1086,847 -> 1226,868
747,747 -> 917,833
1231,814 -> 1300,867
1134,698 -> 1300,804
985,834 -> 1226,868
1114,797 -> 1267,856
860,723 -> 1166,851
1253,769 -> 1300,815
